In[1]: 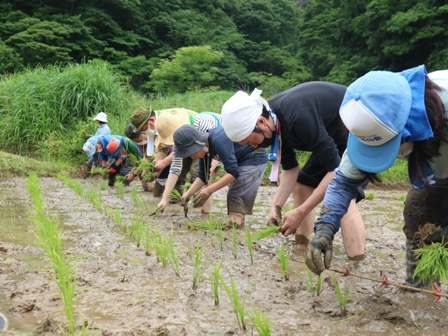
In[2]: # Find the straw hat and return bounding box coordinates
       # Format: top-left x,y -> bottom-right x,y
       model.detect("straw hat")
154,109 -> 191,149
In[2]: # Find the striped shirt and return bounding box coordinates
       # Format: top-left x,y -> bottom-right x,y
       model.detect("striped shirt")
170,112 -> 222,175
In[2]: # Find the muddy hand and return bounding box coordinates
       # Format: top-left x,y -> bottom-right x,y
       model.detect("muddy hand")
192,191 -> 210,208
267,205 -> 282,226
305,223 -> 335,275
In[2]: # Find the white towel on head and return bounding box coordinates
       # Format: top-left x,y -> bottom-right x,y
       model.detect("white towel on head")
221,88 -> 270,142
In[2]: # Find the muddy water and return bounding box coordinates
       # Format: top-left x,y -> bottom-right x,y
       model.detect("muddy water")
1,177 -> 448,335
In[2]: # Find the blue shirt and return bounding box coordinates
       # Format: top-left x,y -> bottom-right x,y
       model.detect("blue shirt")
95,124 -> 111,137
197,126 -> 268,183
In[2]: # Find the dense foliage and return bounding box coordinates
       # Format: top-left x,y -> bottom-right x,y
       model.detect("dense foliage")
1,0 -> 446,96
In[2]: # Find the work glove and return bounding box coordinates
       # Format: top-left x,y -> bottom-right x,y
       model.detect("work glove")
305,223 -> 336,275
192,191 -> 210,208
423,226 -> 448,245
109,164 -> 119,175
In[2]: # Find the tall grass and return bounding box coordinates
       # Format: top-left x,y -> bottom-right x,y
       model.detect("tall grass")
0,61 -> 133,157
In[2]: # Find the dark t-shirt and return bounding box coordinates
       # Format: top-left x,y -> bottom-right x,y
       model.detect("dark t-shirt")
197,126 -> 268,183
268,81 -> 347,172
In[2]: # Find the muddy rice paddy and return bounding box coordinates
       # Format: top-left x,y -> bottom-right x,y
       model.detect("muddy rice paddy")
1,176 -> 448,335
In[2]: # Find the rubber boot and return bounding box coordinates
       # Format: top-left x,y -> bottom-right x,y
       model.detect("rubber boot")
405,238 -> 434,289
226,213 -> 245,230
108,173 -> 116,187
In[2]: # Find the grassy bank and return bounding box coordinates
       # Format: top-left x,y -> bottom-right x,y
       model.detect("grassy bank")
0,152 -> 71,179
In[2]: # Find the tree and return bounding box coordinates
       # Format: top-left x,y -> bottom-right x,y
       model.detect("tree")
150,46 -> 224,93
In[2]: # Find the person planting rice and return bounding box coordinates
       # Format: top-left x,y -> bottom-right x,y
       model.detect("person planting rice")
173,124 -> 268,228
304,65 -> 448,288
82,135 -> 142,186
129,107 -> 197,196
156,111 -> 222,214
220,83 -> 365,260
84,112 -> 111,177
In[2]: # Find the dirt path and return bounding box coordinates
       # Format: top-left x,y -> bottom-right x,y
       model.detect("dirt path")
1,177 -> 448,335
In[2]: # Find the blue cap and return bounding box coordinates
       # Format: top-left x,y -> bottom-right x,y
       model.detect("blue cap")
82,136 -> 97,157
340,71 -> 412,173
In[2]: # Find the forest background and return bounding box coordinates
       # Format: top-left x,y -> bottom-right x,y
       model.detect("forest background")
0,0 -> 445,178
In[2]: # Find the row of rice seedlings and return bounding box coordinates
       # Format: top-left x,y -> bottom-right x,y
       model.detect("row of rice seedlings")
219,275 -> 247,331
304,263 -> 323,296
27,173 -> 86,334
413,241 -> 448,286
192,240 -> 203,289
166,234 -> 180,277
87,188 -> 102,211
245,226 -> 254,265
276,242 -> 291,281
209,261 -> 222,306
248,307 -> 272,336
331,276 -> 351,317
99,179 -> 107,191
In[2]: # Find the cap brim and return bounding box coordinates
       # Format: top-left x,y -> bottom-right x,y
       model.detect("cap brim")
175,144 -> 203,159
134,116 -> 151,132
347,132 -> 401,173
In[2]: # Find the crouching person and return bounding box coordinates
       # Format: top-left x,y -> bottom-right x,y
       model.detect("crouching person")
173,125 -> 268,228
83,135 -> 143,186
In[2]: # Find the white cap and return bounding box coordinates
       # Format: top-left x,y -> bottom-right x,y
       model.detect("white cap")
94,112 -> 108,123
221,88 -> 270,142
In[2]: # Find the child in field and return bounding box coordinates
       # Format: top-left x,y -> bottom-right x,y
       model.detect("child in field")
85,112 -> 111,175
83,135 -> 142,186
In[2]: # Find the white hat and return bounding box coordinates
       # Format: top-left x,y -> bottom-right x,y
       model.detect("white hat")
221,88 -> 270,142
94,112 -> 108,123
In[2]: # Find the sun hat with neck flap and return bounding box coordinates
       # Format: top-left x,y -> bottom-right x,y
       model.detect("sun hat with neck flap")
221,88 -> 270,142
173,124 -> 209,158
154,109 -> 191,149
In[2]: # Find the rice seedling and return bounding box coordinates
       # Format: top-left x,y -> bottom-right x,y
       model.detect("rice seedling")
169,188 -> 183,203
232,226 -> 238,259
113,208 -> 123,230
99,179 -> 107,191
303,262 -> 323,296
115,180 -> 126,199
245,226 -> 254,265
219,275 -> 247,331
253,226 -> 280,241
166,234 -> 180,276
186,241 -> 193,261
192,240 -> 203,289
128,215 -> 145,247
153,229 -> 169,266
143,228 -> 153,256
215,220 -> 224,251
413,241 -> 448,285
331,276 -> 351,317
185,220 -> 213,231
130,186 -> 139,206
208,214 -> 215,239
276,242 -> 290,281
248,307 -> 272,336
209,261 -> 222,305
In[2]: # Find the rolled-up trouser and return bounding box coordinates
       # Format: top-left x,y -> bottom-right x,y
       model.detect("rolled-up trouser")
227,163 -> 267,215
403,178 -> 448,287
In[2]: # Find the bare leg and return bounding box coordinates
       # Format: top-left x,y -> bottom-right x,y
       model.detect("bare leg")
291,182 -> 315,251
340,199 -> 365,260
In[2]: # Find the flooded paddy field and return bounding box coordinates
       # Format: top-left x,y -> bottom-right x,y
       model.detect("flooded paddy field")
1,177 -> 448,335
